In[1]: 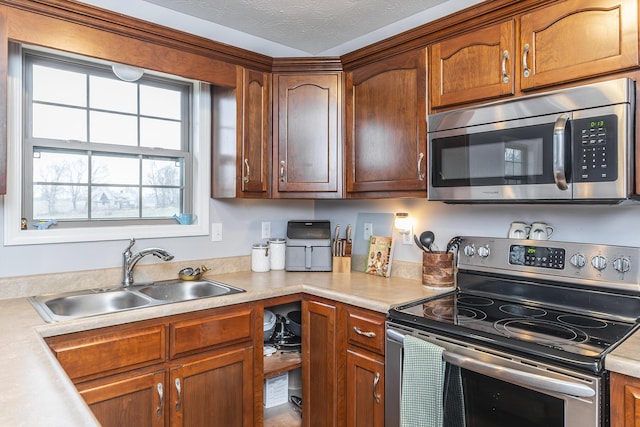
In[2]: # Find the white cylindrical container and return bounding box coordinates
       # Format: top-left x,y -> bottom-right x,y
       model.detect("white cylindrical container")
268,238 -> 286,270
251,243 -> 270,272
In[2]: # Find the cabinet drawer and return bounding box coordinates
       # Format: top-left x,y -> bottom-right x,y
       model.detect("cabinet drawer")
170,306 -> 253,358
346,307 -> 385,355
48,325 -> 166,381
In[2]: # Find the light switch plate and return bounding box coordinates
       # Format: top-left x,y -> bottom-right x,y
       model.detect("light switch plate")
211,223 -> 222,241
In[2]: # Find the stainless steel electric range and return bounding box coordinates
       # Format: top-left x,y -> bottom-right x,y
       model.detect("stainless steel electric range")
386,236 -> 640,427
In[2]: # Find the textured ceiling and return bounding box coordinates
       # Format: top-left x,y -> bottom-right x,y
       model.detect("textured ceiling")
144,0 -> 447,55
77,0 -> 485,57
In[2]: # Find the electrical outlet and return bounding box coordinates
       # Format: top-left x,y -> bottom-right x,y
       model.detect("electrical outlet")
402,227 -> 413,245
261,221 -> 271,239
211,223 -> 222,241
363,223 -> 373,241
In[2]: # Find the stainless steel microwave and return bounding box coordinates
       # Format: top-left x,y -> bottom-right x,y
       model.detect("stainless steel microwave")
427,78 -> 635,203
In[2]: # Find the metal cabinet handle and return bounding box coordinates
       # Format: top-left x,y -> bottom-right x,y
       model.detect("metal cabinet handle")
353,326 -> 376,338
243,158 -> 250,183
279,160 -> 286,182
373,372 -> 381,404
523,43 -> 531,78
175,378 -> 182,412
501,50 -> 510,83
156,383 -> 163,418
553,113 -> 569,191
417,152 -> 425,181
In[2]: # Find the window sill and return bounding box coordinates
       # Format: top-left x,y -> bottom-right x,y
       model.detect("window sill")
3,222 -> 209,246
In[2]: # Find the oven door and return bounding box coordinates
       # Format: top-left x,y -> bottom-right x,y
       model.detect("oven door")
427,113 -> 573,202
385,323 -> 604,427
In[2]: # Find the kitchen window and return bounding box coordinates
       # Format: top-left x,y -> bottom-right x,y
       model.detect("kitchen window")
4,44 -> 211,245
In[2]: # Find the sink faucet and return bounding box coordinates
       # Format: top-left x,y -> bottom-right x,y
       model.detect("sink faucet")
122,238 -> 174,286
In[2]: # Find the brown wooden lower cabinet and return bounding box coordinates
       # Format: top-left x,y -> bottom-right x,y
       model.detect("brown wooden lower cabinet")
47,297 -> 387,426
78,369 -> 166,427
346,349 -> 384,427
302,297 -> 339,427
611,372 -> 640,427
170,346 -> 254,427
302,297 -> 386,427
46,303 -> 256,427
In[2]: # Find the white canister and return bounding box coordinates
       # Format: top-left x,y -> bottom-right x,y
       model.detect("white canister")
268,238 -> 286,270
251,243 -> 270,272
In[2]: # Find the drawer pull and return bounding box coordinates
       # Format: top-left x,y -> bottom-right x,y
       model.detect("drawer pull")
353,326 -> 376,338
373,372 -> 381,404
156,383 -> 163,417
175,378 -> 182,411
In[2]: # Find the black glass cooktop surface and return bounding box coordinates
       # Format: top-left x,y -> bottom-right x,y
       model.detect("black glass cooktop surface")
389,273 -> 640,373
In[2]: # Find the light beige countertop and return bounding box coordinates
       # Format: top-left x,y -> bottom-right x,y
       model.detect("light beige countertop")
4,268 -> 638,426
606,329 -> 640,377
0,269 -> 444,426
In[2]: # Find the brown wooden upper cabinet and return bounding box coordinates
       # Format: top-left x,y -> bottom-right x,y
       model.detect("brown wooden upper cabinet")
345,49 -> 427,197
238,68 -> 271,198
272,73 -> 342,198
519,0 -> 638,90
430,0 -> 639,109
429,20 -> 516,109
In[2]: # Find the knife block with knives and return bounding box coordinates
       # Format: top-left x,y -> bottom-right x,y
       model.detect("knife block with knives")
332,224 -> 352,273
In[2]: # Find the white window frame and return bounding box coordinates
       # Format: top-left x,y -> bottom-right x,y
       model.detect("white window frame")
4,44 -> 210,245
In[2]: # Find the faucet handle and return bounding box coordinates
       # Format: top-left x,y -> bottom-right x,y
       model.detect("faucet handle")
124,238 -> 136,255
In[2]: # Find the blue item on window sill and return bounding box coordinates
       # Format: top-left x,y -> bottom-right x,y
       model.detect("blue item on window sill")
33,220 -> 57,230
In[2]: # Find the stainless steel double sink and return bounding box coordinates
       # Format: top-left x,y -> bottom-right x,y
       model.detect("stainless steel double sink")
29,279 -> 245,322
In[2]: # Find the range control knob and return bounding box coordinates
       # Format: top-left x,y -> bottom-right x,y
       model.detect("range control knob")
463,245 -> 476,257
613,257 -> 631,274
569,253 -> 587,268
477,246 -> 490,258
591,255 -> 607,271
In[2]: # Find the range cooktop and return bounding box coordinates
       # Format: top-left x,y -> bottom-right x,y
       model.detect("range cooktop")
389,237 -> 640,373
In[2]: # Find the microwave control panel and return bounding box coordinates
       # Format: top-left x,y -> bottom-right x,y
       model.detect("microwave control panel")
574,114 -> 617,182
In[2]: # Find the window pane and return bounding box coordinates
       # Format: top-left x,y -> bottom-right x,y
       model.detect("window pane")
92,155 -> 140,185
91,187 -> 139,219
90,76 -> 138,114
90,111 -> 137,146
33,184 -> 88,219
141,85 -> 181,119
143,158 -> 182,186
33,150 -> 88,183
140,118 -> 181,149
32,64 -> 86,107
142,187 -> 181,217
32,104 -> 86,141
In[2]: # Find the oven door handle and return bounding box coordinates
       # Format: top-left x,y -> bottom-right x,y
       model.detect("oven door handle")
444,352 -> 594,398
386,329 -> 595,398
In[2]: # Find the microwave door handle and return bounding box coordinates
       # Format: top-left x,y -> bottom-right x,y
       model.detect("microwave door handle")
553,114 -> 570,190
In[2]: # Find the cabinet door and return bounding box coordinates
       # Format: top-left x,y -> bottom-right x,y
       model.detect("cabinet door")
302,298 -> 338,427
520,0 -> 639,91
170,346 -> 254,427
273,73 -> 342,197
239,68 -> 270,197
346,350 -> 384,427
77,370 -> 166,427
346,49 -> 427,196
430,20 -> 515,109
610,372 -> 640,427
